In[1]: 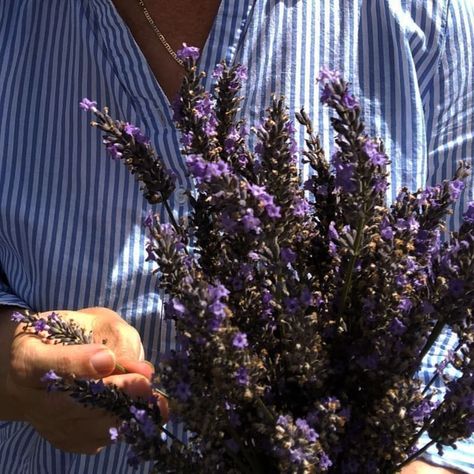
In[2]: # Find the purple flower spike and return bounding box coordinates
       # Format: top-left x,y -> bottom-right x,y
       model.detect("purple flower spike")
177,43 -> 200,62
293,198 -> 310,217
124,123 -> 149,145
79,98 -> 97,112
364,140 -> 387,166
317,67 -> 341,82
143,212 -> 154,228
47,312 -> 61,323
265,202 -> 281,219
449,179 -> 465,200
106,143 -> 123,160
381,225 -> 394,240
281,247 -> 297,264
389,317 -> 407,336
398,297 -> 413,313
328,221 -> 339,240
235,367 -> 249,386
212,63 -> 225,79
180,131 -> 194,147
34,319 -> 50,333
185,154 -> 230,183
234,65 -> 248,82
109,427 -> 119,442
319,452 -> 333,470
172,297 -> 187,316
194,95 -> 214,119
41,370 -> 62,384
232,332 -> 248,349
342,91 -> 359,110
11,312 -> 26,323
290,447 -> 307,465
277,415 -> 291,427
410,399 -> 437,424
241,209 -> 262,234
463,202 -> 474,224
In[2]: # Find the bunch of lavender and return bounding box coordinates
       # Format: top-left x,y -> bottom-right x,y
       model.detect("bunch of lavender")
48,44 -> 473,473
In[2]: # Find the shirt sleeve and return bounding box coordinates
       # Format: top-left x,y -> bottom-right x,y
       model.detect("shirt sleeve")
0,272 -> 30,310
418,0 -> 474,471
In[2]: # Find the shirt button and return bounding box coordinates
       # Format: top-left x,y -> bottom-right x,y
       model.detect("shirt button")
176,186 -> 188,204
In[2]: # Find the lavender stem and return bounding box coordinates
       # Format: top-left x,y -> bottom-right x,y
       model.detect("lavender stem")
338,206 -> 366,326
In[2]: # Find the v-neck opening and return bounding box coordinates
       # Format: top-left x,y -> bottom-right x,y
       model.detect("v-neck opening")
121,0 -> 226,108
88,0 -> 256,127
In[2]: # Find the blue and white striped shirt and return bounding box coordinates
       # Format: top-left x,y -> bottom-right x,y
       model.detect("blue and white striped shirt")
0,0 -> 473,472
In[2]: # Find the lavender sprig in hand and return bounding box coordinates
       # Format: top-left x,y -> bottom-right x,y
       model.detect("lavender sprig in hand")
11,310 -> 92,345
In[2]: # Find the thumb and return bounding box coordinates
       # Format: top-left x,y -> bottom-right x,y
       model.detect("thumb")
16,339 -> 116,387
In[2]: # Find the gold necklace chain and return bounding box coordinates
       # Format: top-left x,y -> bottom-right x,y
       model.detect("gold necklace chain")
137,0 -> 184,68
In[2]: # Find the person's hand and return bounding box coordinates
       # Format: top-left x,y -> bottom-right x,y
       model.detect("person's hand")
0,306 -> 161,454
401,460 -> 463,473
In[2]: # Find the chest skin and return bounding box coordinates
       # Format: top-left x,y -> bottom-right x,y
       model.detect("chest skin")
111,0 -> 221,102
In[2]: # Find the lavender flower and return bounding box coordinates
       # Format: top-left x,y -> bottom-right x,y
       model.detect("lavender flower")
410,399 -> 438,424
364,140 -> 388,166
176,43 -> 200,62
232,332 -> 248,349
34,319 -> 50,333
41,370 -> 62,384
241,208 -> 262,233
185,154 -> 230,184
79,98 -> 97,111
319,452 -> 333,470
449,179 -> 465,199
463,202 -> 474,223
389,317 -> 407,336
235,367 -> 249,386
109,427 -> 119,442
11,311 -> 26,323
124,123 -> 149,145
317,67 -> 341,82
280,247 -> 297,264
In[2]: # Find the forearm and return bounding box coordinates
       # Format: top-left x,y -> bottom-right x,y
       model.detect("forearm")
0,306 -> 27,421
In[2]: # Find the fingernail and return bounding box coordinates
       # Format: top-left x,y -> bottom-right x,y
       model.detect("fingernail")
90,349 -> 115,375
